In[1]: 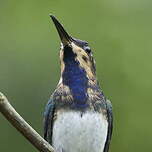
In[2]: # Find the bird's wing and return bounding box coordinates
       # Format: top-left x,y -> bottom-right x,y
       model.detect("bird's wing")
43,97 -> 55,144
104,99 -> 113,152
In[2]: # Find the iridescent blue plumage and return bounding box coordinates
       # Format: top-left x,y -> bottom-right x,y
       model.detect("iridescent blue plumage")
62,46 -> 89,108
43,15 -> 113,152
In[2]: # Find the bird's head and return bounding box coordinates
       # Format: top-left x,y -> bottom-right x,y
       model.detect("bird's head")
50,15 -> 97,81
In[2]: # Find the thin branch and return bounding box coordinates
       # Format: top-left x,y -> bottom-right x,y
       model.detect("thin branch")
0,92 -> 54,152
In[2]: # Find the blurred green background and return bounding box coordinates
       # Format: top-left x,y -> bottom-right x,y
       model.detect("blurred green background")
0,0 -> 152,151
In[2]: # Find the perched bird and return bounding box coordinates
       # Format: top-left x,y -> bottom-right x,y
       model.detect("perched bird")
44,15 -> 113,152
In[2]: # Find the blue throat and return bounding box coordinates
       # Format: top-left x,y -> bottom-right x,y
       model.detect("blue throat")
62,47 -> 88,108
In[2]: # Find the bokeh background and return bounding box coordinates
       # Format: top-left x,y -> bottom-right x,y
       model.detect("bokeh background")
0,0 -> 152,151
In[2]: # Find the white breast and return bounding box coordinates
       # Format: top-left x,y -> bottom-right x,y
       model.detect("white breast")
52,111 -> 108,152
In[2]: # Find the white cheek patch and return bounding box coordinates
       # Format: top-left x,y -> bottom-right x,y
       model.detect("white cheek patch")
60,42 -> 95,80
71,42 -> 84,53
60,43 -> 64,49
73,44 -> 94,79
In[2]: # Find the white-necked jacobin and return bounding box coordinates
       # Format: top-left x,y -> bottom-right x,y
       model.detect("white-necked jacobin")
44,15 -> 113,152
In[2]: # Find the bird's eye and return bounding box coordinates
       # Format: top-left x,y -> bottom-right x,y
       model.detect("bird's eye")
84,46 -> 91,54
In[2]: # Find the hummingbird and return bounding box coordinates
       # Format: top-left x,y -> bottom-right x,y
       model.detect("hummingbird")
44,15 -> 113,152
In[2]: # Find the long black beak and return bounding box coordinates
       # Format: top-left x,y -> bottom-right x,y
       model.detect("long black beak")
50,15 -> 72,46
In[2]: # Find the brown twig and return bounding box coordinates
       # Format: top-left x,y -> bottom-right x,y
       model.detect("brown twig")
0,92 -> 54,152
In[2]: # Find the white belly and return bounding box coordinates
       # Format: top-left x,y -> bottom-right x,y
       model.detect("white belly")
52,110 -> 108,152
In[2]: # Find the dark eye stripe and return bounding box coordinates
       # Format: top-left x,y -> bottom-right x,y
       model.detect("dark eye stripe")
82,56 -> 88,62
84,46 -> 91,54
85,48 -> 91,54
